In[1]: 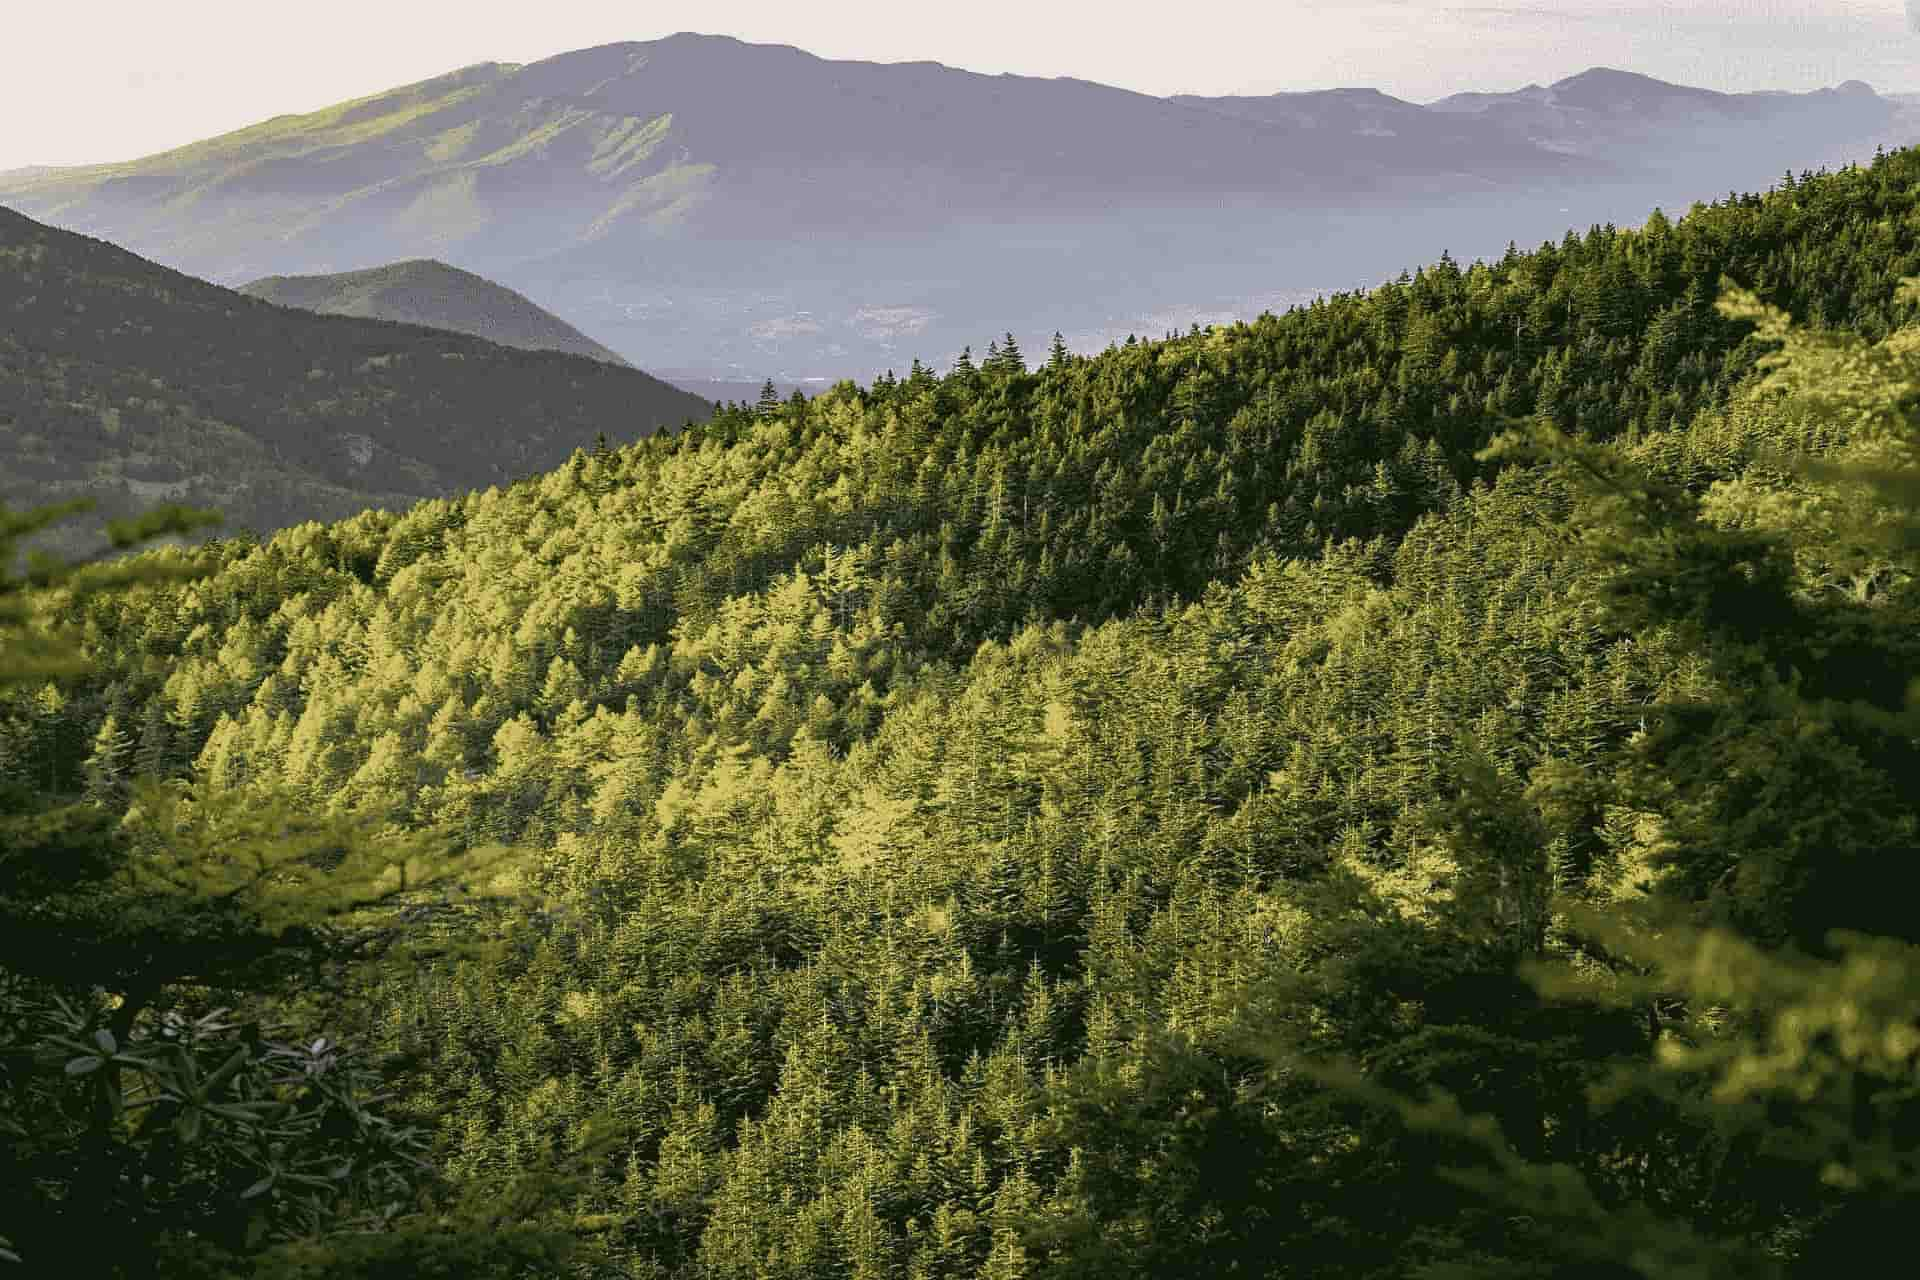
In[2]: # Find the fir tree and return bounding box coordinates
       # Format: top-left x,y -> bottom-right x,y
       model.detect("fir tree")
998,331 -> 1025,374
1048,332 -> 1069,370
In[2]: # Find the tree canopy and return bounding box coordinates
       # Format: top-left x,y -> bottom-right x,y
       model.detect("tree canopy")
5,148 -> 1920,1278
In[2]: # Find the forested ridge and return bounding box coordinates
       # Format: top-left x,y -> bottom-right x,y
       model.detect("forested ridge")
237,261 -> 636,370
0,205 -> 713,555
4,148 -> 1920,1278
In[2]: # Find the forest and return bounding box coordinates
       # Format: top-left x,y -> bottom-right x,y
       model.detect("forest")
2,145 -> 1919,1278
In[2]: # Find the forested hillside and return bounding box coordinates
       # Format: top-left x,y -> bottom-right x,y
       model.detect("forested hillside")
3,148 -> 1920,1278
239,260 -> 636,369
0,206 -> 713,553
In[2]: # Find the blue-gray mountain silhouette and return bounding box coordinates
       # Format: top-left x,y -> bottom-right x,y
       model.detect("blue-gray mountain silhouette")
0,37 -> 1903,381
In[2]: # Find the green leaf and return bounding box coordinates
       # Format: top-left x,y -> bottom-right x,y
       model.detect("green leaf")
203,1045 -> 251,1096
64,1055 -> 103,1075
241,1175 -> 276,1200
92,1028 -> 117,1055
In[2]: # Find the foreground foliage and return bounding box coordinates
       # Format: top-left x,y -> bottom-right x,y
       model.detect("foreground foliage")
0,505 -> 574,1276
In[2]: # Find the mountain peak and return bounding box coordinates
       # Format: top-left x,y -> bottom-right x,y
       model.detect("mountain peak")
1553,67 -> 1685,91
641,31 -> 816,59
1549,66 -> 1723,107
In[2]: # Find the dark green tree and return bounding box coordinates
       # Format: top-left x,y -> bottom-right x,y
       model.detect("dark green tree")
1048,332 -> 1070,370
998,331 -> 1025,374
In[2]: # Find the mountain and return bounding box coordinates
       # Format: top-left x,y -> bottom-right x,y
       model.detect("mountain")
0,34 -> 1593,285
1182,67 -> 1899,177
239,258 -> 633,367
1423,66 -> 1898,169
0,204 -> 713,552
1168,85 -> 1614,179
9,147 -> 1919,1280
0,39 -> 1905,382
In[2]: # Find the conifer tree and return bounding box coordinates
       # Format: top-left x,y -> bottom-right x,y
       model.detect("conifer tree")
998,332 -> 1025,374
1047,332 -> 1069,371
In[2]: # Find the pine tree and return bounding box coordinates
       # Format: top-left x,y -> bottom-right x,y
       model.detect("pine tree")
1047,332 -> 1069,371
999,332 -> 1025,374
81,712 -> 133,806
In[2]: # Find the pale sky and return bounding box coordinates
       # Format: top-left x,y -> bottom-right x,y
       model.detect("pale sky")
4,0 -> 1917,171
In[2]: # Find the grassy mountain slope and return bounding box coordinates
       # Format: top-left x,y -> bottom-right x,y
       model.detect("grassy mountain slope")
6,41 -> 1892,294
0,34 -> 1598,286
239,259 -> 635,367
0,204 -> 713,550
10,150 -> 1920,1277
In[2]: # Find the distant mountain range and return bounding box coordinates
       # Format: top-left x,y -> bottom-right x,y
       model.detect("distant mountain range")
1,35 -> 1909,381
1419,68 -> 1890,163
0,35 -> 1598,281
1176,68 -> 1890,166
239,259 -> 633,367
0,206 -> 713,553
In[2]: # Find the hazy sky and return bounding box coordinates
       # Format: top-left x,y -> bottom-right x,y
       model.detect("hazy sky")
4,0 -> 1916,171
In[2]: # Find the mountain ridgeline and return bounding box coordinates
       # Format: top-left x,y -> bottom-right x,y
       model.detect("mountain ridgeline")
7,146 -> 1920,1276
0,34 -> 1906,379
239,259 -> 635,367
0,205 -> 713,550
0,37 -> 1893,282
